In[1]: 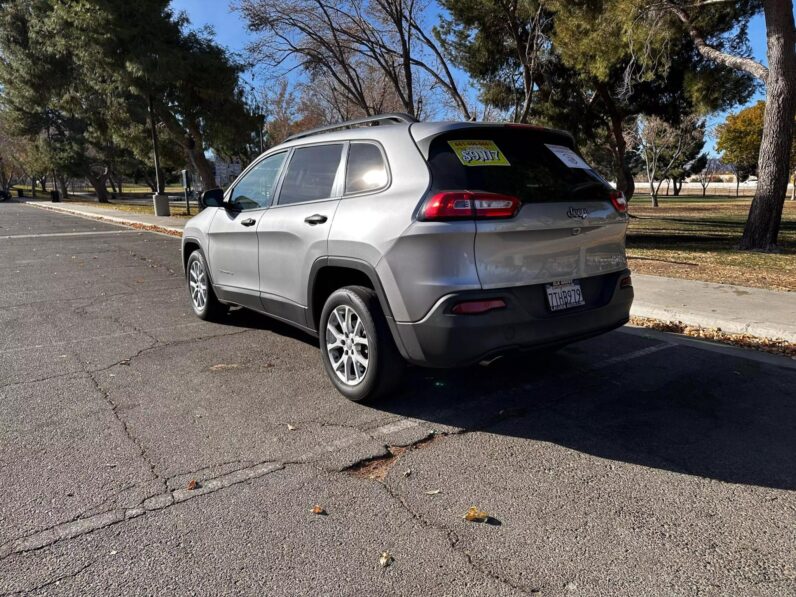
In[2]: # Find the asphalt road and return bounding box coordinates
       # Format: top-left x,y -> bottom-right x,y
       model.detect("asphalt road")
1,203 -> 794,596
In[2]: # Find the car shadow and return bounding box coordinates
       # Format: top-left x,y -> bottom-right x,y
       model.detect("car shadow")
219,308 -> 795,491
375,338 -> 796,491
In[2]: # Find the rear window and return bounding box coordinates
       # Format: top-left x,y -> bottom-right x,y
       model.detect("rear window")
426,128 -> 611,203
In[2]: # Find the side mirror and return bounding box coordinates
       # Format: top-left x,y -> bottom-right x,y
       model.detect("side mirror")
199,188 -> 224,209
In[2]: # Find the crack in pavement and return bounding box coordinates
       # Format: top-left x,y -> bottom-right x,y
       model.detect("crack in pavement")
0,562 -> 93,597
0,416 -> 435,560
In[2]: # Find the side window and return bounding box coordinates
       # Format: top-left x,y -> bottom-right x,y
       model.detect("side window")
230,152 -> 287,210
277,144 -> 344,206
345,143 -> 389,194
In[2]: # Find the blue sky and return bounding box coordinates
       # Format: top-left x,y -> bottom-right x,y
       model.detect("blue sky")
171,0 -> 770,152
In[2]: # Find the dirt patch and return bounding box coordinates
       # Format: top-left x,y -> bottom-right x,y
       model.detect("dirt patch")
346,434 -> 444,481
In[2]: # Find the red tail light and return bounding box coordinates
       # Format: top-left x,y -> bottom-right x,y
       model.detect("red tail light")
420,192 -> 520,221
451,299 -> 507,315
610,190 -> 628,213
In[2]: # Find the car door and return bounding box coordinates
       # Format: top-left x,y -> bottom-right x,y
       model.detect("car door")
207,151 -> 287,309
256,143 -> 345,325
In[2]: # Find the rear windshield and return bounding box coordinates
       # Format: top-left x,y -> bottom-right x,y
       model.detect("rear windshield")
426,128 -> 611,203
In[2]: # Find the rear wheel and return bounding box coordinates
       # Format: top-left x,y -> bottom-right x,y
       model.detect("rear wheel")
319,286 -> 404,402
186,250 -> 227,321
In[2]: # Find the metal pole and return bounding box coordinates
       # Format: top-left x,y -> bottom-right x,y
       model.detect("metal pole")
148,94 -> 164,195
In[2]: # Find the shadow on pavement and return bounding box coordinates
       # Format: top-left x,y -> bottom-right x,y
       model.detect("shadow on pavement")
216,307 -> 795,491
377,337 -> 796,492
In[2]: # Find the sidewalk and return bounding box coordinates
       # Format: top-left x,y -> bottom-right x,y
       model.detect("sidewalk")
17,199 -> 796,343
631,275 -> 796,343
23,198 -> 187,235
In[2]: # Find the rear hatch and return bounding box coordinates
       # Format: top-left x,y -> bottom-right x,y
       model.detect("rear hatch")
421,125 -> 628,290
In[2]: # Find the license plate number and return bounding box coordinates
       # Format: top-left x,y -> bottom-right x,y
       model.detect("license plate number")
545,280 -> 585,311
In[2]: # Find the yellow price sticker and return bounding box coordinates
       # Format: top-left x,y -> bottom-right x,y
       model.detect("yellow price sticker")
448,140 -> 510,167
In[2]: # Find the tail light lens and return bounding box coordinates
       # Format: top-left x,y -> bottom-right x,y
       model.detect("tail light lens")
610,190 -> 628,213
451,299 -> 507,315
420,192 -> 520,221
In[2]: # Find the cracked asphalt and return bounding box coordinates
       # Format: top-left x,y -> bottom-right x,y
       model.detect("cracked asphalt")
1,203 -> 794,596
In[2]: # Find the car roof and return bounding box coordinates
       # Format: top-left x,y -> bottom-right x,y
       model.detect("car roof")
270,120 -> 574,157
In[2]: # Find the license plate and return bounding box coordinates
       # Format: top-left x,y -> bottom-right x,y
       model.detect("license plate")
545,280 -> 585,311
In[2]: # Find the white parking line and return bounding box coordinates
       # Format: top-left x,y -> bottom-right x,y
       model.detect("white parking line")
0,230 -> 139,239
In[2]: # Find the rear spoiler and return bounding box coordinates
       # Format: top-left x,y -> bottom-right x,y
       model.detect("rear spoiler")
409,122 -> 576,159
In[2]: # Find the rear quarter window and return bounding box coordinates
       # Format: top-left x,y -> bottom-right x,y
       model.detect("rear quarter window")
427,128 -> 611,203
345,142 -> 389,194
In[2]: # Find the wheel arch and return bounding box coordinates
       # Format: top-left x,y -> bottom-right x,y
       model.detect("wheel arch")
308,257 -> 410,360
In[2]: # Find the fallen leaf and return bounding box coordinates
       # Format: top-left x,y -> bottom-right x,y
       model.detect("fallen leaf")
187,479 -> 200,491
379,551 -> 394,568
209,363 -> 240,371
403,469 -> 412,478
464,506 -> 489,522
287,424 -> 297,431
311,504 -> 326,515
424,489 -> 441,495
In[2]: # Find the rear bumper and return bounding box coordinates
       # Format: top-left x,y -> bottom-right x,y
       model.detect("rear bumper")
393,269 -> 633,367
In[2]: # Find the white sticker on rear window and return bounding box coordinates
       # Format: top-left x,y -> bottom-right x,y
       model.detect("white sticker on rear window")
545,144 -> 591,169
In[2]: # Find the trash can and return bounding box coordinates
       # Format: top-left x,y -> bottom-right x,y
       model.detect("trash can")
16,188 -> 24,198
50,190 -> 60,203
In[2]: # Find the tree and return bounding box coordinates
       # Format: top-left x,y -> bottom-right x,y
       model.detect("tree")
717,100 -> 795,199
238,0 -> 472,120
436,0 -> 549,123
633,115 -> 705,206
47,0 -> 258,191
632,0 -> 795,250
695,156 -> 720,198
671,153 -> 707,197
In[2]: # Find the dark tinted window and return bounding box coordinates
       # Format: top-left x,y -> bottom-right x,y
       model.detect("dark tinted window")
229,152 -> 287,210
278,144 -> 344,205
345,143 -> 388,194
426,128 -> 611,203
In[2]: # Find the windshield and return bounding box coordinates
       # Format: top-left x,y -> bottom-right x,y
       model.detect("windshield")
426,127 -> 612,203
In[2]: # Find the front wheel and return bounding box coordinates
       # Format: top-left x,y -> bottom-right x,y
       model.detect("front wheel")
319,286 -> 404,402
186,250 -> 228,321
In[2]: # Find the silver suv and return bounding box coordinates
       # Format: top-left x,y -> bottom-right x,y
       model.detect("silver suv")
182,114 -> 633,401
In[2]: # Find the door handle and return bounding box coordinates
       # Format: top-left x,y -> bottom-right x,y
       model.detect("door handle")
304,214 -> 328,226
241,218 -> 256,227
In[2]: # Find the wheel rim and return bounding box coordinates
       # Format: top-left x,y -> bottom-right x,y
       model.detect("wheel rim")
326,305 -> 369,386
189,260 -> 208,311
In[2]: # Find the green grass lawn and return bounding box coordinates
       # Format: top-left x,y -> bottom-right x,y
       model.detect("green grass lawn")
627,198 -> 796,291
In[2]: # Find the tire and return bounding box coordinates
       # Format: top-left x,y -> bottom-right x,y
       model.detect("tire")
186,250 -> 228,321
319,285 -> 404,402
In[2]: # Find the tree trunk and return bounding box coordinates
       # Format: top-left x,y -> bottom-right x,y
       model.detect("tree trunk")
184,129 -> 216,190
87,172 -> 110,203
57,175 -> 69,199
791,171 -> 795,201
740,0 -> 796,250
597,83 -> 635,200
736,176 -> 740,197
673,178 -> 682,196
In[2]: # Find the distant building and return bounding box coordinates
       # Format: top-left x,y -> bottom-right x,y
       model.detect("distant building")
213,157 -> 243,187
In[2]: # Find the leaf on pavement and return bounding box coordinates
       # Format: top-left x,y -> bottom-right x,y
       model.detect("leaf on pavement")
403,469 -> 412,477
287,424 -> 297,431
424,489 -> 441,495
464,506 -> 489,522
379,551 -> 394,568
187,479 -> 200,491
209,363 -> 240,371
311,504 -> 327,515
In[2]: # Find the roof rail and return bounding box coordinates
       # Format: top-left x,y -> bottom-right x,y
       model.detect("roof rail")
284,113 -> 418,142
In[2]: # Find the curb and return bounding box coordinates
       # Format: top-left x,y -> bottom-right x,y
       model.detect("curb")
630,303 -> 796,344
22,201 -> 184,237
